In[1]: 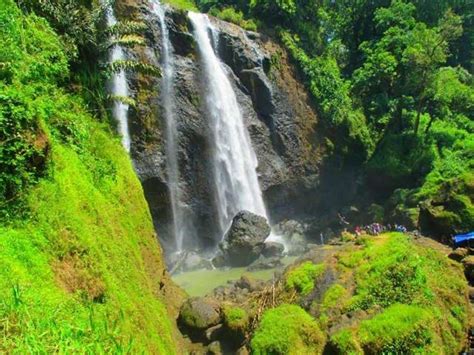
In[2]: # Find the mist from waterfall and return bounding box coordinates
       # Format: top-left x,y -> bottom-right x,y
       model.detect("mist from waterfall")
105,4 -> 131,152
153,1 -> 195,252
188,12 -> 268,237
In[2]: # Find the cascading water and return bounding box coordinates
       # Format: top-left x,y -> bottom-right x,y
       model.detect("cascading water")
152,0 -> 194,252
188,13 -> 268,237
104,4 -> 131,152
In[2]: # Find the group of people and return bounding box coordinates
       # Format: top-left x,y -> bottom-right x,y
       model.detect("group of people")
354,223 -> 407,236
337,212 -> 409,237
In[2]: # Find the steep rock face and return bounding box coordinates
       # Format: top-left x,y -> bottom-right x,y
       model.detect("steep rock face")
119,3 -> 326,253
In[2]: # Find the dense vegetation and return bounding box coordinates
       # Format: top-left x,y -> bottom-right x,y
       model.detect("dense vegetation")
1,0 -> 472,352
0,0 -> 181,352
193,0 -> 473,235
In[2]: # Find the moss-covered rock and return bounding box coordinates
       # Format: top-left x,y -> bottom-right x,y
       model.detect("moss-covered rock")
223,306 -> 249,345
251,304 -> 325,355
358,304 -> 434,353
262,233 -> 471,353
285,261 -> 325,296
179,297 -> 221,330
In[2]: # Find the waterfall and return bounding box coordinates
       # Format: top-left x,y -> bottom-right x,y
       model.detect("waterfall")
104,4 -> 131,152
188,13 -> 268,236
153,1 -> 195,252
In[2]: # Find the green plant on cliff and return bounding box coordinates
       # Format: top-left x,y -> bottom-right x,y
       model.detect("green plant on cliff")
285,261 -> 325,296
251,304 -> 325,355
209,6 -> 258,31
0,1 -> 182,352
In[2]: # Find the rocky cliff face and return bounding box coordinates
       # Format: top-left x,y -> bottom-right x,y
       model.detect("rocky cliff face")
114,1 -> 332,254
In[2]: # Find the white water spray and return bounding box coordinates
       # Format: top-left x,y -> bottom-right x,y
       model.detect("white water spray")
188,13 -> 269,237
105,4 -> 131,152
153,1 -> 195,252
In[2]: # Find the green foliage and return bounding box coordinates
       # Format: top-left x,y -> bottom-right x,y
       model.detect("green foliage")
223,306 -> 248,330
105,20 -> 148,37
107,35 -> 146,49
367,133 -> 437,191
16,0 -> 105,62
358,304 -> 434,353
0,1 -> 180,352
163,0 -> 198,11
330,329 -> 363,355
0,0 -> 68,212
349,233 -> 432,310
285,261 -> 325,296
106,60 -> 161,77
281,31 -> 373,161
209,7 -> 258,31
251,304 -> 325,355
321,284 -> 347,312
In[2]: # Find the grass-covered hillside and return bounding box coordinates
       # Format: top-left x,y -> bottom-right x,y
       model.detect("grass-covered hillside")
0,0 -> 183,352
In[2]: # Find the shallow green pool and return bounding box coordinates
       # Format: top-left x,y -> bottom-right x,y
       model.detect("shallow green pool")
172,257 -> 297,296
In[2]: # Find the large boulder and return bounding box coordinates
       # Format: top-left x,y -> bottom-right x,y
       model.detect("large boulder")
179,297 -> 221,330
262,242 -> 284,258
220,211 -> 271,266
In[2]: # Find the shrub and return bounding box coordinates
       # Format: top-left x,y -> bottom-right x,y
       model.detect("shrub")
210,7 -> 258,31
286,261 -> 325,295
251,304 -> 325,355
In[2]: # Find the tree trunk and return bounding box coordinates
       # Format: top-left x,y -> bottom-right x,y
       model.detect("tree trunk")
425,115 -> 435,134
414,99 -> 424,136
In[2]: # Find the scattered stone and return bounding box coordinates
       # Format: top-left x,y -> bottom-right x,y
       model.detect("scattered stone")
207,341 -> 222,355
247,256 -> 283,271
235,275 -> 258,292
179,297 -> 221,330
462,256 -> 474,283
236,346 -> 249,355
205,324 -> 224,342
448,248 -> 469,262
220,211 -> 271,266
211,253 -> 226,268
275,219 -> 306,237
262,241 -> 284,258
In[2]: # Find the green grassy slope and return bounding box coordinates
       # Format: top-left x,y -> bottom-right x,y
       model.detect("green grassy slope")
0,0 -> 182,352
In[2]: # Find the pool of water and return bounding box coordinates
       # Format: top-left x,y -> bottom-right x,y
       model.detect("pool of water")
172,257 -> 297,296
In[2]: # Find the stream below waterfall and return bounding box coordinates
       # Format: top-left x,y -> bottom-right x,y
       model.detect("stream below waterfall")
172,256 -> 297,296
